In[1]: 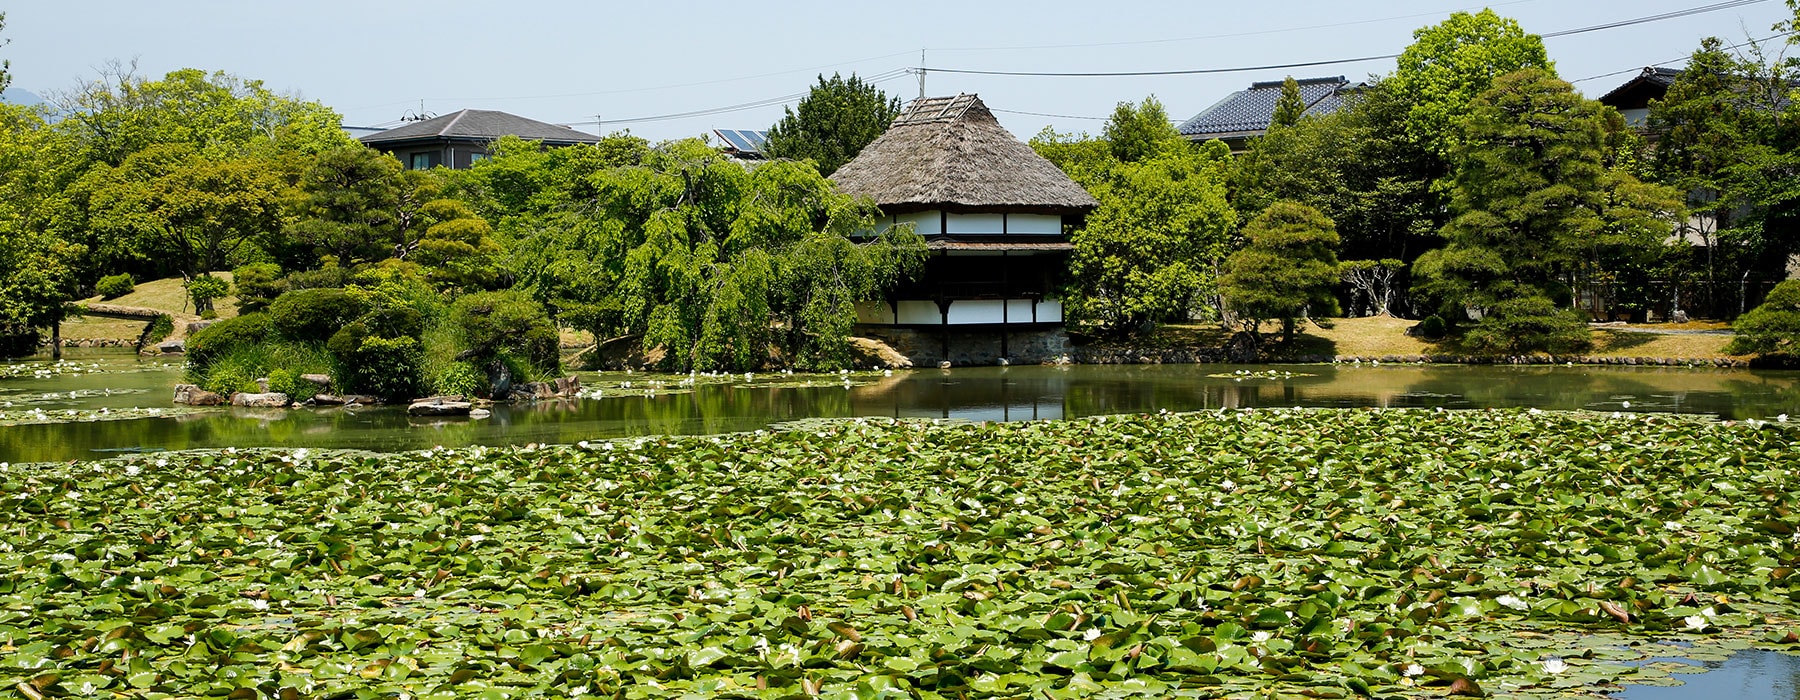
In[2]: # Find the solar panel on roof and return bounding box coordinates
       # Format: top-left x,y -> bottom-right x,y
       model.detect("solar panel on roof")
725,131 -> 756,152
742,131 -> 768,150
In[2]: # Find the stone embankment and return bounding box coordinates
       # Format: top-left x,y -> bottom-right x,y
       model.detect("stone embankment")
1066,347 -> 1748,368
174,373 -> 584,413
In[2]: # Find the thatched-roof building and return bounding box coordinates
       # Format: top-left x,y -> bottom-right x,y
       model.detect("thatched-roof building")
831,94 -> 1097,363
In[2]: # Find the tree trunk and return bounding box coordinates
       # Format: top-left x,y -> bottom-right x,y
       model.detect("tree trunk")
50,322 -> 61,361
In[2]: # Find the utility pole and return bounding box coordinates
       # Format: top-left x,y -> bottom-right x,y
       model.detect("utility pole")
595,113 -> 602,135
914,48 -> 928,98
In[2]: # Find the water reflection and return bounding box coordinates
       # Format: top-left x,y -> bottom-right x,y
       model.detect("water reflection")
1614,649 -> 1800,699
3,352 -> 1799,462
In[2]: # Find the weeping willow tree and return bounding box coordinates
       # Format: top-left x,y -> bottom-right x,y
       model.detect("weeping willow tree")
479,137 -> 926,371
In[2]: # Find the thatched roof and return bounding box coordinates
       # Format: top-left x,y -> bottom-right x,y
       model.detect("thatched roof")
830,94 -> 1098,215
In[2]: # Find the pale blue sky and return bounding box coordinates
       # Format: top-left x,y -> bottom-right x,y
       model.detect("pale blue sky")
4,1 -> 1793,142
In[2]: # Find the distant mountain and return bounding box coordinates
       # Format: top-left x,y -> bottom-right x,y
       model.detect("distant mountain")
0,88 -> 45,106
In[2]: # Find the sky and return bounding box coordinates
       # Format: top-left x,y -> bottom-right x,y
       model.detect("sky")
3,0 -> 1795,143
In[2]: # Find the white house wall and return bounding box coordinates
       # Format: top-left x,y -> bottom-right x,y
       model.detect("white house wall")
945,213 -> 1004,234
947,300 -> 1007,325
1006,214 -> 1062,235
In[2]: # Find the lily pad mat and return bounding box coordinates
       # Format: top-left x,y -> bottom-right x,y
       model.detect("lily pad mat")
4,408 -> 1799,698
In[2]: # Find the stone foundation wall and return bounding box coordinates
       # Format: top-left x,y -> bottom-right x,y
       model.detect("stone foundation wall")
854,326 -> 1074,366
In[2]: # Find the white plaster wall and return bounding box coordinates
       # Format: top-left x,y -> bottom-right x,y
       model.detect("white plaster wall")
896,300 -> 942,325
896,211 -> 941,236
1038,299 -> 1064,323
1006,299 -> 1035,323
948,300 -> 1007,325
946,213 -> 1004,234
1007,214 -> 1062,235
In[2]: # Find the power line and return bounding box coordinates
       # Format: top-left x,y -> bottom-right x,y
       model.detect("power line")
1569,29 -> 1799,84
558,69 -> 912,127
931,0 -> 1543,53
925,0 -> 1773,78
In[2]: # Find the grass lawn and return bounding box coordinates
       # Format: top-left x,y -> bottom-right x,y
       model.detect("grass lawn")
8,410 -> 1798,697
61,274 -> 238,342
1152,316 -> 1744,361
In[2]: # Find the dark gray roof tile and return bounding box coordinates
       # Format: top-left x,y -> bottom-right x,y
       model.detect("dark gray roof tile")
360,109 -> 600,146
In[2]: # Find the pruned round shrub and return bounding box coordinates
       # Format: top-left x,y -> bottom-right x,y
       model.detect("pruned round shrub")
1463,296 -> 1591,355
1727,280 -> 1800,357
360,306 -> 425,340
186,275 -> 230,312
232,263 -> 286,313
333,334 -> 427,401
451,291 -> 560,376
1418,314 -> 1447,341
268,289 -> 371,342
96,273 -> 136,300
186,312 -> 272,371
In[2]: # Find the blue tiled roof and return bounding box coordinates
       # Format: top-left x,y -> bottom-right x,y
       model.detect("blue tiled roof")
1177,76 -> 1352,139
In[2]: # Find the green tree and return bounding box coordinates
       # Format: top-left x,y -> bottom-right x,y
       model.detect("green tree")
1726,279 -> 1800,357
56,66 -> 350,167
486,137 -> 925,371
1103,96 -> 1179,164
1414,69 -> 1678,352
1270,77 -> 1307,130
1221,201 -> 1341,343
89,144 -> 286,291
1036,99 -> 1237,337
0,103 -> 84,358
0,12 -> 11,94
764,73 -> 900,176
1389,9 -> 1552,158
287,145 -> 406,265
1232,81 -> 1446,266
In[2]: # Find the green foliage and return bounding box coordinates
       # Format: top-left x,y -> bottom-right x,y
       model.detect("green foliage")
1339,258 -> 1405,317
1726,280 -> 1800,356
1418,313 -> 1447,340
1414,69 -> 1680,345
56,67 -> 351,168
0,104 -> 85,351
1038,101 -> 1236,337
85,144 -> 286,282
267,288 -> 371,342
1102,96 -> 1182,164
763,73 -> 900,176
1269,77 -> 1307,130
184,312 -> 271,371
1461,296 -> 1592,355
13,410 -> 1800,696
432,361 -> 488,398
283,265 -> 347,291
193,339 -> 333,396
333,333 -> 427,401
1222,202 -> 1342,342
450,290 -> 559,375
266,367 -> 319,402
230,262 -> 285,313
0,13 -> 10,94
95,273 -> 135,299
485,138 -> 924,371
1233,82 -> 1446,267
143,313 -> 174,344
1389,9 -> 1553,158
407,198 -> 503,291
184,273 -> 229,313
286,145 -> 407,265
1649,35 -> 1800,315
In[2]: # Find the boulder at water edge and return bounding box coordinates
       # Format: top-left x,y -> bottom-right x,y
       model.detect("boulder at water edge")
172,384 -> 225,406
231,392 -> 291,408
408,396 -> 472,416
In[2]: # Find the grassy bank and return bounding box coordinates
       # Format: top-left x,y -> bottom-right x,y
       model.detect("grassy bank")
1147,316 -> 1745,362
6,410 -> 1799,697
60,275 -> 239,344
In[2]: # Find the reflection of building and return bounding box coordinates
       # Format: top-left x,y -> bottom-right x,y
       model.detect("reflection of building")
830,94 -> 1098,364
1177,76 -> 1354,152
359,109 -> 602,170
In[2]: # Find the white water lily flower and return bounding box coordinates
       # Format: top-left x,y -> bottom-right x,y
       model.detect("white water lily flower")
1402,663 -> 1424,677
1496,594 -> 1529,611
1528,407 -> 1543,414
1780,414 -> 1790,423
50,553 -> 75,561
1251,631 -> 1272,642
1083,628 -> 1103,641
124,464 -> 140,476
250,599 -> 269,611
1683,615 -> 1708,630
414,589 -> 427,599
1542,657 -> 1569,674
1220,479 -> 1236,491
1664,521 -> 1683,531
156,458 -> 168,467
1622,400 -> 1632,408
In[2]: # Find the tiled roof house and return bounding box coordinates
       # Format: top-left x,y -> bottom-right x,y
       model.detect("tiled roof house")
1177,76 -> 1354,152
359,109 -> 601,170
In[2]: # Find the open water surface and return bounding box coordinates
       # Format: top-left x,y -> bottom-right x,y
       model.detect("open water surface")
1612,649 -> 1800,699
3,349 -> 1798,462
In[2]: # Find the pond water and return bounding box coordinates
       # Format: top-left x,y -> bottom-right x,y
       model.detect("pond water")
1613,648 -> 1800,699
3,349 -> 1798,462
